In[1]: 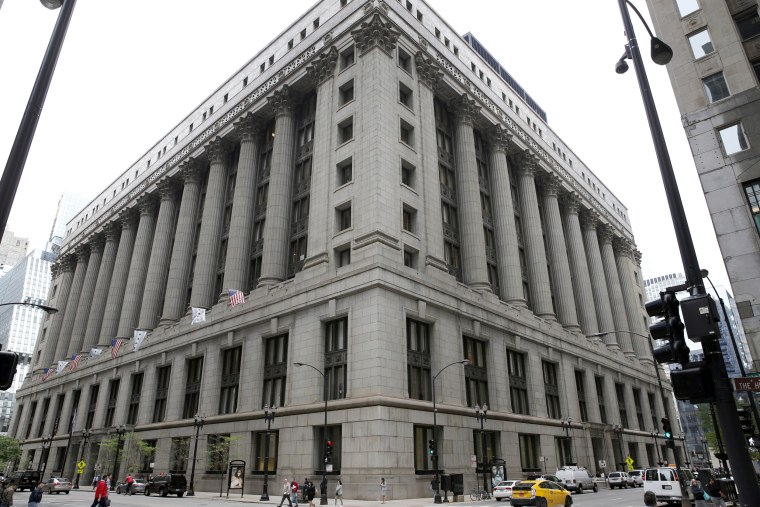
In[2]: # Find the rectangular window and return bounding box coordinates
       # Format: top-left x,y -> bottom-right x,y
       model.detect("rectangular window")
401,159 -> 415,188
519,434 -> 540,472
337,204 -> 352,231
104,379 -> 120,427
398,48 -> 411,73
169,437 -> 189,473
675,0 -> 699,17
632,388 -> 645,430
414,425 -> 437,472
595,376 -> 607,424
647,392 -> 658,430
735,10 -> 760,41
183,357 -> 204,419
615,382 -> 629,428
141,439 -> 157,474
127,373 -> 143,425
338,117 -> 354,144
403,247 -> 418,269
463,337 -> 488,407
253,430 -> 278,472
703,72 -> 729,103
85,385 -> 99,430
206,434 -> 230,473
400,120 -> 414,146
340,45 -> 355,69
543,361 -> 561,419
407,319 -> 431,401
719,122 -> 749,155
473,430 -> 498,473
508,349 -> 529,415
153,365 -> 171,423
688,29 -> 714,59
575,370 -> 588,422
339,79 -> 354,105
337,158 -> 352,186
336,244 -> 351,267
399,82 -> 413,108
402,205 -> 417,233
325,317 -> 348,400
219,347 -> 242,414
68,390 -> 81,432
263,334 -> 288,408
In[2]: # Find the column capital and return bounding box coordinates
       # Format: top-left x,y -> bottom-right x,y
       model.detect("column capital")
119,208 -> 138,229
205,137 -> 233,164
234,113 -> 262,143
539,172 -> 563,197
104,221 -> 120,242
560,191 -> 582,214
579,209 -> 599,231
56,254 -> 76,274
486,124 -> 512,153
88,234 -> 105,254
351,13 -> 400,56
597,223 -> 614,244
306,45 -> 339,84
74,243 -> 89,261
179,157 -> 203,185
612,236 -> 634,258
514,150 -> 540,178
137,193 -> 158,216
414,51 -> 442,89
267,85 -> 295,118
157,177 -> 180,201
633,249 -> 643,267
451,94 -> 480,125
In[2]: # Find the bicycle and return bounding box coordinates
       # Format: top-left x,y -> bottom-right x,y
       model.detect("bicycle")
470,487 -> 490,501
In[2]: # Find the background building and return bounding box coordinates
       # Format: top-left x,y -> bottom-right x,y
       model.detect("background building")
12,0 -> 672,496
643,0 -> 760,370
0,231 -> 28,277
46,193 -> 88,258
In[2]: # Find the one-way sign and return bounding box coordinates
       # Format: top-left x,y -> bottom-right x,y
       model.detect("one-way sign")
733,377 -> 760,391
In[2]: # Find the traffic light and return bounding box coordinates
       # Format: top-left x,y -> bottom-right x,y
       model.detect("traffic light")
670,360 -> 714,403
428,439 -> 436,456
645,291 -> 690,365
0,351 -> 18,391
661,417 -> 672,440
738,408 -> 754,436
325,440 -> 333,458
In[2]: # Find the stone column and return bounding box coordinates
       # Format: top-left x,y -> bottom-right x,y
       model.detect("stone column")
136,365 -> 156,425
82,224 -> 119,352
515,151 -> 554,318
614,238 -> 650,361
540,174 -> 579,330
99,210 -> 137,345
450,94 -> 490,292
67,237 -> 104,355
37,257 -> 75,368
190,137 -> 231,309
487,125 -> 524,306
117,195 -> 157,338
414,52 -> 449,274
53,246 -> 89,361
160,159 -> 202,324
633,250 -> 655,365
138,179 -> 179,330
561,193 -> 598,335
599,226 -> 634,357
259,86 -> 296,286
222,114 -> 260,295
581,212 -> 617,350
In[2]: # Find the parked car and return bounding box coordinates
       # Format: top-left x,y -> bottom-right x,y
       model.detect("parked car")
41,477 -> 72,494
555,466 -> 597,493
643,467 -> 695,505
493,479 -> 520,501
7,470 -> 42,492
628,469 -> 645,487
116,478 -> 147,495
607,471 -> 632,489
511,480 -> 573,507
145,473 -> 187,497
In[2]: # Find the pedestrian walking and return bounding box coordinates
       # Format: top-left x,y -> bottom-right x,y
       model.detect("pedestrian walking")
279,479 -> 293,507
125,473 -> 134,495
334,479 -> 343,506
302,478 -> 309,504
27,482 -> 43,507
0,482 -> 14,507
307,481 -> 316,507
91,475 -> 99,490
90,478 -> 108,507
291,478 -> 299,507
379,478 -> 387,504
643,490 -> 657,507
690,478 -> 707,507
706,478 -> 727,507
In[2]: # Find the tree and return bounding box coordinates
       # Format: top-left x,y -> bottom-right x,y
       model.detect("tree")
0,436 -> 21,471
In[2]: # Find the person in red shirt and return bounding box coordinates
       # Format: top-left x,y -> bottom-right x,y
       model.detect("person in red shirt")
90,475 -> 108,507
125,474 -> 135,495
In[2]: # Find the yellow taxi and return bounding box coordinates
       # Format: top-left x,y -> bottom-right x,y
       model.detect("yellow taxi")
509,479 -> 573,507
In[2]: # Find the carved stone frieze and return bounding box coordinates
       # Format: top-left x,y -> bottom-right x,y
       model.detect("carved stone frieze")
306,46 -> 339,85
351,13 -> 400,56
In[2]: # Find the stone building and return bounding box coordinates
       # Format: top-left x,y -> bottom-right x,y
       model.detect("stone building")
11,0 -> 673,497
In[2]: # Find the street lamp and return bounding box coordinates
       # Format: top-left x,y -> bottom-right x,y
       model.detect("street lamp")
261,405 -> 276,501
612,424 -> 625,470
432,359 -> 468,504
110,425 -> 127,490
72,429 -> 91,489
651,431 -> 662,466
474,404 -> 488,496
0,0 -> 77,240
187,414 -> 205,496
294,362 -> 329,506
615,0 -> 760,501
560,417 -> 573,466
0,301 -> 58,314
38,435 -> 52,478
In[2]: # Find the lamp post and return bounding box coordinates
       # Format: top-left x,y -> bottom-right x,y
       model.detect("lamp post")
651,431 -> 662,466
187,414 -> 204,496
708,404 -> 729,472
38,435 -> 52,478
72,429 -> 91,489
431,359 -> 468,504
0,0 -> 77,240
560,417 -> 573,466
702,439 -> 710,468
615,1 -> 760,503
474,404 -> 488,496
110,425 -> 126,490
294,362 -> 329,506
261,405 -> 276,501
612,424 -> 625,470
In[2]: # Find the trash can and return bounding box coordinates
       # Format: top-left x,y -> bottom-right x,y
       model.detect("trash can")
441,474 -> 452,492
451,474 -> 464,496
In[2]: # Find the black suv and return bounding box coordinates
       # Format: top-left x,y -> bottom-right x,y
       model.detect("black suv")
7,470 -> 42,492
144,473 -> 187,497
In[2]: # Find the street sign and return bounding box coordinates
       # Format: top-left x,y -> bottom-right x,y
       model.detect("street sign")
77,460 -> 86,474
747,372 -> 760,378
733,377 -> 760,391
598,460 -> 606,469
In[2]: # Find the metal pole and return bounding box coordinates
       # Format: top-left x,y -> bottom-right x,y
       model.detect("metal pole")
475,405 -> 488,495
110,427 -> 125,491
652,432 -> 662,466
0,0 -> 77,240
431,360 -> 467,504
702,439 -> 710,468
261,407 -> 274,501
72,430 -> 89,489
709,404 -> 729,472
40,436 -> 51,479
322,373 -> 327,506
188,415 -> 203,496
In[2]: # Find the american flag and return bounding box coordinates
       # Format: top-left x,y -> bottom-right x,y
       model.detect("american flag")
40,368 -> 51,381
111,338 -> 124,358
69,354 -> 82,371
228,289 -> 245,307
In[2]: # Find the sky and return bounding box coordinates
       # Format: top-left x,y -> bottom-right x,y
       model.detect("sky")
0,0 -> 732,295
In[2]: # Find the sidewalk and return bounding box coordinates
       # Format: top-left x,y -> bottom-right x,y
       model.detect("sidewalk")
189,492 -> 442,507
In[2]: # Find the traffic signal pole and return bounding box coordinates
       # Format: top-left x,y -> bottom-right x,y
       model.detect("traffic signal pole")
618,0 -> 760,504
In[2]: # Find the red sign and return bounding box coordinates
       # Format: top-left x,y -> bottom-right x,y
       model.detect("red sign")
733,377 -> 760,391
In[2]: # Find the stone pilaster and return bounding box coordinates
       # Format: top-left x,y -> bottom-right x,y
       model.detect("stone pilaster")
561,193 -> 598,335
599,225 -> 634,357
37,257 -> 75,368
614,238 -> 652,363
540,174 -> 579,330
161,159 -> 203,323
99,210 -> 137,345
67,237 -> 104,355
515,151 -> 554,318
487,125 -> 524,305
259,86 -> 296,286
450,94 -> 490,292
581,211 -> 618,350
54,246 -> 89,361
138,179 -> 179,330
83,224 -> 119,352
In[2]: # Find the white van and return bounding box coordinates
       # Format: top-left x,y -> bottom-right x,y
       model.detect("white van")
555,466 -> 597,493
643,467 -> 695,505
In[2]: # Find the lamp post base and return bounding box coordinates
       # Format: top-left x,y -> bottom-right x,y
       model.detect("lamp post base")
320,493 -> 328,505
187,489 -> 195,497
434,493 -> 442,504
